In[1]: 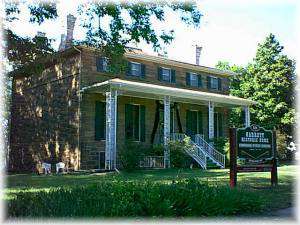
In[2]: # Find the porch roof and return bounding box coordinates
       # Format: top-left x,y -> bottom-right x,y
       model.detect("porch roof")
80,78 -> 256,107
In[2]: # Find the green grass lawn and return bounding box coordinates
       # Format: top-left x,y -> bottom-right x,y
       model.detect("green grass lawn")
5,164 -> 296,216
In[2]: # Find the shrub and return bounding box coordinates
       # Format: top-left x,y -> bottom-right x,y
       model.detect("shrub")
211,137 -> 230,166
119,141 -> 147,171
168,137 -> 193,168
7,179 -> 265,218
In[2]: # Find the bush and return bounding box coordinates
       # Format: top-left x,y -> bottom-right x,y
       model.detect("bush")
168,138 -> 194,168
7,179 -> 265,218
119,141 -> 147,171
211,137 -> 230,167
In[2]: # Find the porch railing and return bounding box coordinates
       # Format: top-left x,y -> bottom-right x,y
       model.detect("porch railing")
170,133 -> 207,169
140,156 -> 164,168
194,134 -> 226,168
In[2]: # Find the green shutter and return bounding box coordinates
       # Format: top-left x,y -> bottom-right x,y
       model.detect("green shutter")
218,113 -> 223,137
218,78 -> 222,91
170,108 -> 174,133
140,105 -> 146,142
186,110 -> 192,136
95,101 -> 105,140
125,104 -> 133,139
171,69 -> 176,83
126,62 -> 132,76
197,74 -> 202,87
186,72 -> 191,86
141,64 -> 146,78
214,113 -> 218,137
207,76 -> 211,89
133,105 -> 140,140
197,111 -> 203,134
157,67 -> 162,81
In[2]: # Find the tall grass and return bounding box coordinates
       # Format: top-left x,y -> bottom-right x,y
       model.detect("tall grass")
7,178 -> 265,218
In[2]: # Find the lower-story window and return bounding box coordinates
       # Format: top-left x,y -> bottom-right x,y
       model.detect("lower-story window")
214,112 -> 223,137
125,104 -> 146,142
186,110 -> 203,138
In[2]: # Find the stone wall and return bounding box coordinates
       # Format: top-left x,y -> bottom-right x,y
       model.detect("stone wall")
9,52 -> 81,173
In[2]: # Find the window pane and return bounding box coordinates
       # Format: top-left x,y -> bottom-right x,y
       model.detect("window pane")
131,63 -> 141,76
162,68 -> 171,82
103,58 -> 108,71
211,77 -> 218,89
190,73 -> 198,87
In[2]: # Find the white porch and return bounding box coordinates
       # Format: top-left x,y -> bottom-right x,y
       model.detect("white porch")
80,78 -> 256,170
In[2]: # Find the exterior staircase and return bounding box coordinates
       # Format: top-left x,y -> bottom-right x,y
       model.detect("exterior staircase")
171,133 -> 225,170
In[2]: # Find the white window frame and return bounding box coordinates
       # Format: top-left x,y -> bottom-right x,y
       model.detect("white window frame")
130,62 -> 142,77
210,76 -> 219,90
190,72 -> 198,87
161,67 -> 171,82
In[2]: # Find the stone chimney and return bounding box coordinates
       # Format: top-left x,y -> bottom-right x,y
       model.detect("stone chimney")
65,14 -> 76,49
58,34 -> 66,51
195,45 -> 202,65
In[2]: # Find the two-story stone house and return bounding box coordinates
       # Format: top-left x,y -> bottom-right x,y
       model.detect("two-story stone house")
9,45 -> 255,173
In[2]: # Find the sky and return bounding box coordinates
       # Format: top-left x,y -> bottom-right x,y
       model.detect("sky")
6,0 -> 298,68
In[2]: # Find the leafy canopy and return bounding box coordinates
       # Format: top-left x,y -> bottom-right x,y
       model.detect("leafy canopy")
217,34 -> 296,138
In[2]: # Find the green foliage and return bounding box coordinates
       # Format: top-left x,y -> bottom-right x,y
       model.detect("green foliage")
211,137 -> 230,166
147,144 -> 164,156
78,2 -> 201,73
7,178 -> 265,218
216,34 -> 296,155
168,138 -> 193,168
119,141 -> 147,171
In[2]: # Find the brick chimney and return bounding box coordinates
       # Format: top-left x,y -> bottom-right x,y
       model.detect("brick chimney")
65,14 -> 76,49
195,45 -> 202,65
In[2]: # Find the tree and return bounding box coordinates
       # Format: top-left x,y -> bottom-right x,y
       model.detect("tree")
217,34 -> 296,158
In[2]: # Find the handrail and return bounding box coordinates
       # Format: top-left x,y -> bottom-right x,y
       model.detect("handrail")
194,134 -> 225,168
170,133 -> 207,169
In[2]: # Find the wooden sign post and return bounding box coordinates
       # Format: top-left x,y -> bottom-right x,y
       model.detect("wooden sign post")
229,125 -> 278,188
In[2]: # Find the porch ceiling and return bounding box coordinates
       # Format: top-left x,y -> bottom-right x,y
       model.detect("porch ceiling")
80,78 -> 256,107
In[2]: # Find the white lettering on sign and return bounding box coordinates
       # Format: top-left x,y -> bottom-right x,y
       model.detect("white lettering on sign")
241,132 -> 269,143
238,143 -> 271,149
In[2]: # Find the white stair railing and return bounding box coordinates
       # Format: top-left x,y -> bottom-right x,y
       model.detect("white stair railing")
195,134 -> 226,168
171,133 -> 207,169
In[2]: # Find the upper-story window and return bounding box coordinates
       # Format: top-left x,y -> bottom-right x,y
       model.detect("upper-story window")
96,57 -> 108,72
127,61 -> 146,78
207,76 -> 222,91
186,72 -> 202,88
158,67 -> 176,83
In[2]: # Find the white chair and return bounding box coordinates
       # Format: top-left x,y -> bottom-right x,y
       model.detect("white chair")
42,163 -> 51,174
56,162 -> 65,174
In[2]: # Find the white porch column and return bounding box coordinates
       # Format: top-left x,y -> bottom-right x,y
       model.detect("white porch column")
163,96 -> 171,168
208,101 -> 214,140
244,106 -> 250,127
105,89 -> 117,170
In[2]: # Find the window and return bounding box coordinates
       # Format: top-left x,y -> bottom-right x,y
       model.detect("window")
96,57 -> 108,72
158,67 -> 176,83
127,62 -> 146,77
207,76 -> 222,90
190,73 -> 198,87
125,104 -> 146,141
186,110 -> 203,138
131,62 -> 141,76
95,101 -> 106,140
162,68 -> 171,82
214,112 -> 223,137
